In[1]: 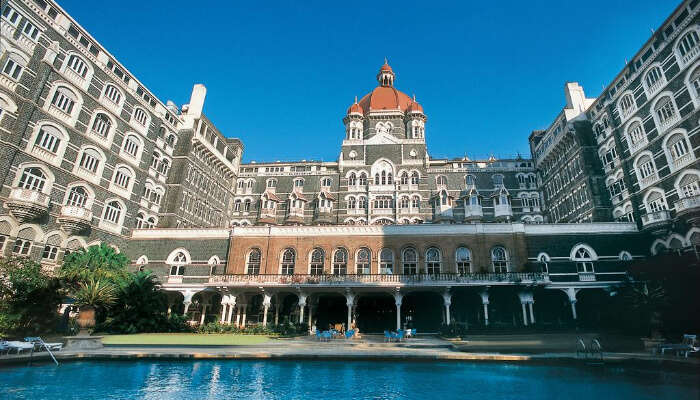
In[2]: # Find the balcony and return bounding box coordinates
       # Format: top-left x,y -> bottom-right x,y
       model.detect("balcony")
494,204 -> 513,220
207,272 -> 549,288
285,209 -> 305,224
658,113 -> 680,132
639,173 -> 658,189
463,204 -> 483,221
372,208 -> 394,216
675,195 -> 700,224
6,187 -> 50,222
620,105 -> 637,121
0,73 -> 17,92
641,210 -> 672,235
611,189 -> 628,205
578,272 -> 596,282
671,153 -> 694,172
628,137 -> 648,155
681,45 -> 700,67
57,205 -> 93,235
646,76 -> 667,97
258,209 -> 277,225
47,104 -> 75,125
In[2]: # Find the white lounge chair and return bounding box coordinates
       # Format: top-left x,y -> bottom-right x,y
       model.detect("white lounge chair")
0,341 -> 9,355
25,337 -> 63,352
659,335 -> 699,358
7,341 -> 34,354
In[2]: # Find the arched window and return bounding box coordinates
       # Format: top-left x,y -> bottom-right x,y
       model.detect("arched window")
103,84 -> 122,106
66,54 -> 89,78
133,107 -> 148,127
411,171 -> 420,185
91,113 -> 112,137
538,253 -> 550,273
636,154 -> 656,187
266,179 -> 277,188
78,148 -> 101,174
618,93 -> 636,119
465,175 -> 475,186
573,247 -> 594,273
645,190 -> 668,213
436,175 -> 447,186
627,121 -> 646,151
426,247 -> 441,274
281,248 -> 295,275
234,199 -> 242,212
66,186 -> 88,208
491,247 -> 508,273
333,248 -> 347,275
169,251 -> 187,276
321,177 -> 332,187
309,248 -> 324,275
122,134 -> 141,158
348,173 -> 356,186
358,196 -> 367,209
677,29 -> 700,65
112,166 -> 132,189
665,131 -> 692,170
399,196 -> 410,209
51,87 -> 77,115
402,247 -> 417,275
356,248 -> 371,274
18,167 -> 46,191
34,125 -> 63,154
103,200 -> 122,224
244,199 -> 251,212
135,212 -> 147,229
247,249 -> 261,275
644,65 -> 664,94
400,172 -> 409,185
455,247 -> 471,274
492,174 -> 504,186
411,196 -> 420,208
677,173 -> 699,198
348,196 -> 357,209
654,96 -> 677,129
358,173 -> 367,186
380,248 -> 393,274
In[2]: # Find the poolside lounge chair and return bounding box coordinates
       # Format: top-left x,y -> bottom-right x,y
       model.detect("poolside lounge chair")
7,341 -> 34,354
345,329 -> 355,340
384,331 -> 392,342
25,337 -> 63,352
659,335 -> 699,358
411,329 -> 416,338
0,341 -> 9,355
396,330 -> 404,342
315,330 -> 321,341
321,331 -> 332,342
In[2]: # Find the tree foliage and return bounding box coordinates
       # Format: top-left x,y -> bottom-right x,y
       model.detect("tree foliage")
59,243 -> 129,286
0,257 -> 62,337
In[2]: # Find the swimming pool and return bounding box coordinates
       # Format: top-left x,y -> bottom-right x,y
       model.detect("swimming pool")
1,359 -> 697,399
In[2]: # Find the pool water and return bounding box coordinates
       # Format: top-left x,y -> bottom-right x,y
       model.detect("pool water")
1,360 -> 697,399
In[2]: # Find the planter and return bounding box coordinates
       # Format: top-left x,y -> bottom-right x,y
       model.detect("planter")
76,306 -> 96,335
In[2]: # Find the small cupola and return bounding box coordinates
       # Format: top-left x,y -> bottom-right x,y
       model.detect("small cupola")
377,59 -> 395,87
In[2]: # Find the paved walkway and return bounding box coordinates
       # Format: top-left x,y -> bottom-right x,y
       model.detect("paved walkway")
2,334 -> 698,368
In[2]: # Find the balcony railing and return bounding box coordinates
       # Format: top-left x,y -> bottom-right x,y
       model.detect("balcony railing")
59,205 -> 93,221
628,137 -> 648,154
641,210 -> 672,227
578,272 -> 596,282
675,195 -> 700,214
640,173 -> 658,189
658,113 -> 680,132
464,204 -> 483,219
646,76 -> 667,96
208,272 -> 549,286
9,187 -> 50,207
681,45 -> 700,67
671,153 -> 693,171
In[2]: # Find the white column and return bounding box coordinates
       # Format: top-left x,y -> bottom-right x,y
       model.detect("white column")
308,304 -> 314,332
182,290 -> 195,316
262,293 -> 272,326
183,301 -> 191,315
570,300 -> 578,320
521,302 -> 528,326
274,296 -> 281,326
443,291 -> 452,326
345,291 -> 355,331
240,304 -> 248,328
394,292 -> 403,331
298,293 -> 308,324
479,289 -> 489,326
220,295 -> 228,323
235,306 -> 241,327
227,296 -> 236,324
564,288 -> 579,320
200,304 -> 208,325
528,302 -> 535,325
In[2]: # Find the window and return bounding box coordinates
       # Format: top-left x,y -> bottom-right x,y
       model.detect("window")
402,248 -> 417,275
0,235 -> 5,253
655,96 -> 677,127
267,179 -> 277,188
234,199 -> 241,212
358,196 -> 367,209
66,186 -> 88,208
465,175 -> 475,186
78,148 -> 101,173
380,248 -> 393,274
374,196 -> 393,209
667,133 -> 690,164
309,248 -> 324,275
492,175 -> 504,186
400,172 -> 409,185
678,173 -> 699,198
601,147 -> 618,169
358,173 -> 367,186
411,196 -> 420,208
135,213 -> 147,229
2,58 -> 23,80
573,247 -> 594,273
491,247 -> 508,273
22,20 -> 39,40
321,177 -> 332,187
13,239 -> 31,256
436,175 -> 447,186
40,244 -> 58,261
244,199 -> 251,212
618,93 -> 635,118
627,121 -> 645,148
34,125 -> 62,154
411,172 -> 419,185
677,30 -> 699,62
646,191 -> 668,213
348,197 -> 356,209
333,248 -> 347,275
538,254 -> 549,273
51,87 -> 77,114
637,155 -> 656,184
281,248 -> 295,275
103,201 -> 122,224
356,248 -> 371,274
158,159 -> 170,175
294,178 -> 304,187
645,66 -> 664,91
113,167 -> 132,189
103,84 -> 122,105
66,54 -> 88,78
247,249 -> 261,275
122,135 -> 140,157
91,113 -> 112,137
2,5 -> 21,26
133,108 -> 148,127
425,247 -> 441,274
18,167 -> 46,191
456,247 -> 471,274
399,196 -> 409,209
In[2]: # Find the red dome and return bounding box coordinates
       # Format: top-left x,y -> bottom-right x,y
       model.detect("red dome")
407,100 -> 423,113
357,86 -> 412,113
347,102 -> 363,115
380,62 -> 393,72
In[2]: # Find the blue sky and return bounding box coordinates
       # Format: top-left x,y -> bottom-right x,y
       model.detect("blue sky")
60,0 -> 679,162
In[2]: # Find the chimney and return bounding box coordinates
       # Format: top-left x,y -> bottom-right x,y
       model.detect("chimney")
187,84 -> 207,118
564,82 -> 586,111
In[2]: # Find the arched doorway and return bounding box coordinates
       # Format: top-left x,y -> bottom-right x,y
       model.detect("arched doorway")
314,293 -> 348,331
402,291 -> 443,332
533,288 -> 573,329
488,287 -> 523,328
356,293 -> 395,333
450,288 -> 484,328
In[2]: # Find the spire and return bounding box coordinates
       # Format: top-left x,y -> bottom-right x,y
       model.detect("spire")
354,95 -> 358,104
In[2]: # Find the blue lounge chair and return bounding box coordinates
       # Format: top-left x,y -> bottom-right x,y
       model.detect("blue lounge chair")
345,329 -> 355,340
321,331 -> 332,342
315,330 -> 321,341
384,330 -> 392,342
396,330 -> 404,342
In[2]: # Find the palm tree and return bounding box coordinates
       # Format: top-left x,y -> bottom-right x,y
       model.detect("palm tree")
621,277 -> 668,339
59,243 -> 129,285
73,278 -> 117,335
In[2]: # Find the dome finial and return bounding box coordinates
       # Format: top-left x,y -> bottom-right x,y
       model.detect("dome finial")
354,95 -> 358,104
384,57 -> 388,65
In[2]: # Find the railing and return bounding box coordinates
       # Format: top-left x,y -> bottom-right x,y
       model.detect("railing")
620,105 -> 636,120
464,204 -> 483,218
578,272 -> 596,282
47,104 -> 74,124
681,45 -> 700,66
641,210 -> 672,227
9,187 -> 50,207
628,137 -> 648,154
640,173 -> 658,189
672,153 -> 693,171
59,205 -> 93,221
494,204 -> 513,218
675,195 -> 700,214
646,76 -> 667,96
208,272 -> 548,285
659,113 -> 680,132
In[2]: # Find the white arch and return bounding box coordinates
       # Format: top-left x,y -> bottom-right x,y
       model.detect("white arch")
167,248 -> 192,264
14,162 -> 55,194
0,91 -> 18,113
569,243 -> 598,261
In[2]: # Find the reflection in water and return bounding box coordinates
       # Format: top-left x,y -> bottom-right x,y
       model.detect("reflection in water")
2,360 -> 698,400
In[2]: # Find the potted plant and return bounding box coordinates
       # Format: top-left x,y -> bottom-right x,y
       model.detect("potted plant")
73,278 -> 116,335
621,278 -> 668,350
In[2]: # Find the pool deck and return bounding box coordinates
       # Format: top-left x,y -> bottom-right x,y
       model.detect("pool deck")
2,334 -> 699,368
